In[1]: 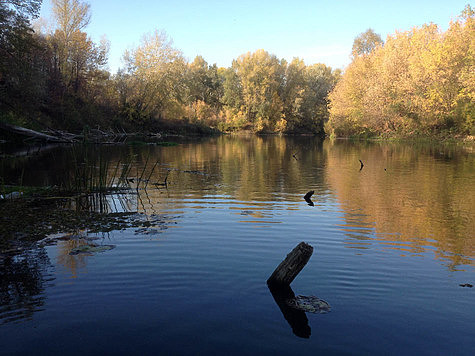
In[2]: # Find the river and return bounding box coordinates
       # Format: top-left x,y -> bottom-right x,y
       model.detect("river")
1,136 -> 474,355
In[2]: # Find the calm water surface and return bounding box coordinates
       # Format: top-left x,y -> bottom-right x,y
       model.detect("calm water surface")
1,136 -> 474,355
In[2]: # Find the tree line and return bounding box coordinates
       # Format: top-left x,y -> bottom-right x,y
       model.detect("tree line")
0,0 -> 340,136
1,1 -> 473,138
327,5 -> 474,137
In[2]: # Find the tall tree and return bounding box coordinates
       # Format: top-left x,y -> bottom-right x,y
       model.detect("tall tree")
50,0 -> 89,88
282,57 -> 306,131
0,0 -> 46,118
48,0 -> 108,94
51,0 -> 89,42
186,55 -> 222,106
123,30 -> 186,121
352,28 -> 383,57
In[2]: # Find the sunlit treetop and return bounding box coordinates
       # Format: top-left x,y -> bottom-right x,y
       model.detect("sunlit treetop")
351,28 -> 384,57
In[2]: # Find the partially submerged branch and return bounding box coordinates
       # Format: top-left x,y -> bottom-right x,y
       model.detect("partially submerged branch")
304,191 -> 314,206
267,242 -> 313,287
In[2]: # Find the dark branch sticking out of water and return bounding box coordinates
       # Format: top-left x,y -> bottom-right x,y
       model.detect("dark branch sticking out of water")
267,242 -> 331,338
304,191 -> 315,206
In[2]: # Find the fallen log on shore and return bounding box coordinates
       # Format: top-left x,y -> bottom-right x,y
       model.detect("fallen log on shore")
0,121 -> 74,143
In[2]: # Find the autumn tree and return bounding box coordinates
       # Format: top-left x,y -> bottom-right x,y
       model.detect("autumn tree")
122,30 -> 187,122
47,0 -> 108,95
51,0 -> 89,41
352,28 -> 383,57
328,6 -> 474,137
230,50 -> 286,132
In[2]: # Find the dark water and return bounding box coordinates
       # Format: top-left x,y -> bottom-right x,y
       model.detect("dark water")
1,136 -> 474,355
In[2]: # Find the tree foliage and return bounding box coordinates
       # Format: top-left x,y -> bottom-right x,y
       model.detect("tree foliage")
1,0 -> 42,18
328,6 -> 475,137
219,50 -> 339,134
2,1 -> 471,139
122,30 -> 186,122
351,28 -> 383,57
0,0 -> 45,118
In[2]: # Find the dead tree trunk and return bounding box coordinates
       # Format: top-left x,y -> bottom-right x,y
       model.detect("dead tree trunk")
0,121 -> 68,142
267,242 -> 313,286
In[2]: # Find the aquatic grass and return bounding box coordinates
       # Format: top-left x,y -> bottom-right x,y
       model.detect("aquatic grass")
108,160 -> 121,188
138,153 -> 150,186
1,144 -> 162,213
58,146 -> 161,195
118,161 -> 133,188
144,160 -> 159,189
59,146 -> 122,194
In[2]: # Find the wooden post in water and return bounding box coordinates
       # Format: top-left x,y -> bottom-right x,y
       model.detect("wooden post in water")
267,242 -> 313,286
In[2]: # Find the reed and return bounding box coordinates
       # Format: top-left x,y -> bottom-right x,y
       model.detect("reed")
60,146 -> 160,194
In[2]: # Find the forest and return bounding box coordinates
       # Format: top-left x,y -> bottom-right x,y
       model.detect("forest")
327,6 -> 474,138
1,0 -> 473,138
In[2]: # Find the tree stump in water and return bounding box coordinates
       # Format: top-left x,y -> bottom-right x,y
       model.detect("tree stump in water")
267,242 -> 313,286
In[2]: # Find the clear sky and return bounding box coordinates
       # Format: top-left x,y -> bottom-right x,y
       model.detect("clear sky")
38,0 -> 470,73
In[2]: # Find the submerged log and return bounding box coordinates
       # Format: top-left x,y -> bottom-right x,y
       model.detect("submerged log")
267,242 -> 313,286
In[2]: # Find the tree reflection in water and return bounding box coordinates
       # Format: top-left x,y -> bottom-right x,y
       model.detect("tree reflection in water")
0,247 -> 52,324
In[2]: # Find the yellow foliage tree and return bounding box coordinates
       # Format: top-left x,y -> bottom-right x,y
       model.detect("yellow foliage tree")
123,30 -> 187,121
328,5 -> 475,137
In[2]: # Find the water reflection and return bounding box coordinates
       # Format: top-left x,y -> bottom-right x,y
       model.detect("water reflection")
1,137 -> 474,270
325,140 -> 475,269
268,284 -> 311,339
54,231 -> 103,278
0,248 -> 52,324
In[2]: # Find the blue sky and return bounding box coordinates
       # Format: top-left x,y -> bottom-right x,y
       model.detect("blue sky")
39,0 -> 470,73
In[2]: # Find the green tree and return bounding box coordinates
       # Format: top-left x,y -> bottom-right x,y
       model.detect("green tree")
186,55 -> 222,107
0,0 -> 46,121
282,58 -> 306,131
1,0 -> 41,18
282,59 -> 339,134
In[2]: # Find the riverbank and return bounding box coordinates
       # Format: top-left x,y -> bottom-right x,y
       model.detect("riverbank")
0,118 -> 221,145
329,132 -> 475,144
